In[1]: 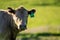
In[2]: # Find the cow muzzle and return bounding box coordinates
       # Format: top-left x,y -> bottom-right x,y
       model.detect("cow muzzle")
20,25 -> 27,31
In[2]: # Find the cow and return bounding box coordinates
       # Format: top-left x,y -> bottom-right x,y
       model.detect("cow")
0,7 -> 36,40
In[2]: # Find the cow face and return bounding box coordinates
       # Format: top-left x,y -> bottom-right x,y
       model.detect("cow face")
8,7 -> 36,31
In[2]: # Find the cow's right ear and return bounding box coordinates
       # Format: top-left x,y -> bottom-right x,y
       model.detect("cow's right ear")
8,7 -> 15,14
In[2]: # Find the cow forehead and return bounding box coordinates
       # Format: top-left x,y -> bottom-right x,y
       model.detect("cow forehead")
16,7 -> 28,12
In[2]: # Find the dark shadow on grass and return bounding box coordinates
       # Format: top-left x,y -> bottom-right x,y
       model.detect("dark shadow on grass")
17,33 -> 60,40
31,3 -> 60,6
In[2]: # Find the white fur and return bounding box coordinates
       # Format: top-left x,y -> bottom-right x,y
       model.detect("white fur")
12,14 -> 22,29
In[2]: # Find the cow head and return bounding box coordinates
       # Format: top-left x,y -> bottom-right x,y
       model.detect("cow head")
8,7 -> 36,31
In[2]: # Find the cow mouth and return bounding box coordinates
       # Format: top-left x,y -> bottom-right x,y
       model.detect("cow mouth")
20,25 -> 27,31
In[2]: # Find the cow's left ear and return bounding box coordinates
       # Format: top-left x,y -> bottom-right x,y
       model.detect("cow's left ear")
8,7 -> 15,14
28,9 -> 36,17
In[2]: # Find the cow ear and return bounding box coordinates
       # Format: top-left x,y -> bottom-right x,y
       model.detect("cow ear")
8,7 -> 15,14
28,9 -> 36,17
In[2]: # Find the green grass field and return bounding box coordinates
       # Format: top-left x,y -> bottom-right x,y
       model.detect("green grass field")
0,0 -> 60,40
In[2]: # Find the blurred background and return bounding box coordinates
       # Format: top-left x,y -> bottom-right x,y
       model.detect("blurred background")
0,0 -> 60,40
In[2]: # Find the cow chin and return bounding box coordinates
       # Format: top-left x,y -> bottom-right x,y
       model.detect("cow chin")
19,25 -> 27,31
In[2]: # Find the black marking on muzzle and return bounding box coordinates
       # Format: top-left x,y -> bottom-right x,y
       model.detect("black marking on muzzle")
20,25 -> 27,31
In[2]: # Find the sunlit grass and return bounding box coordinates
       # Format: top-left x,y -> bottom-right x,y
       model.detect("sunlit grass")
28,6 -> 60,28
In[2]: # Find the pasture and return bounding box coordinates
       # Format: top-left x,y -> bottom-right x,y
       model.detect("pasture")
0,0 -> 60,40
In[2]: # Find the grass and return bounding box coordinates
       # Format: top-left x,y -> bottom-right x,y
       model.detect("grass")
16,33 -> 60,40
28,6 -> 60,28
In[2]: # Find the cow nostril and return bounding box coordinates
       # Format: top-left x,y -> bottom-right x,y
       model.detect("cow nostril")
20,25 -> 27,31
